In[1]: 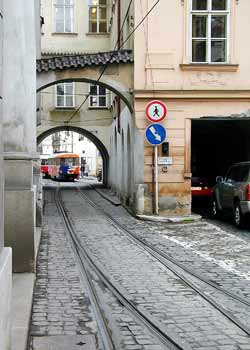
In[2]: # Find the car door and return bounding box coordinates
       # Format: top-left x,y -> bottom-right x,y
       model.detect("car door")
220,166 -> 238,209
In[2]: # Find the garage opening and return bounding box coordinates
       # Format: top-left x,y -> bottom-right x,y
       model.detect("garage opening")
191,118 -> 250,211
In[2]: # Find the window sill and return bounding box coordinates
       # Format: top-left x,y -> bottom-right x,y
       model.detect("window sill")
86,32 -> 110,37
55,107 -> 76,110
180,64 -> 239,72
52,32 -> 78,36
88,106 -> 109,110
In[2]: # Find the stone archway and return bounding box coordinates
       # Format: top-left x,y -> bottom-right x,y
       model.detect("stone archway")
37,126 -> 109,186
36,50 -> 134,113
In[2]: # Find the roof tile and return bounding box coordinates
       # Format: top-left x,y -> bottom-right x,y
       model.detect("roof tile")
37,50 -> 133,73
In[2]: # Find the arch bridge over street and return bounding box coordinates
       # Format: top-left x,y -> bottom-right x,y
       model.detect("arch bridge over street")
36,49 -> 134,187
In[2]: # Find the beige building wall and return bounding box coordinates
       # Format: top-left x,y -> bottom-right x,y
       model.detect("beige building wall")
38,82 -> 113,153
41,0 -> 111,55
134,0 -> 250,215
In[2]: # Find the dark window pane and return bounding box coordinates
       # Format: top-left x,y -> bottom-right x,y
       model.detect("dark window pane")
57,96 -> 64,106
66,96 -> 73,107
99,0 -> 107,4
192,15 -> 207,37
89,21 -> 97,33
192,0 -> 207,10
192,40 -> 206,62
99,21 -> 107,33
57,85 -> 64,95
99,97 -> 106,106
100,7 -> 107,20
211,40 -> 226,62
90,85 -> 97,95
212,0 -> 227,10
99,86 -> 106,95
211,16 -> 226,38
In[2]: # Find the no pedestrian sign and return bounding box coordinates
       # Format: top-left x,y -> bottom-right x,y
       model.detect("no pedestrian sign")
146,100 -> 167,123
145,123 -> 166,145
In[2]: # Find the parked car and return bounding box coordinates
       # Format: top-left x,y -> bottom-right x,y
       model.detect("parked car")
212,162 -> 250,227
191,177 -> 213,199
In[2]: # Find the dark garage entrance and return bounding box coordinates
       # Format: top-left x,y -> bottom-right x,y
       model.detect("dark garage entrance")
191,118 -> 250,211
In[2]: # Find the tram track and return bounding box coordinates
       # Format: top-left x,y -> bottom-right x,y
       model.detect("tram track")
78,185 -> 250,339
55,187 -> 115,350
55,186 -> 186,350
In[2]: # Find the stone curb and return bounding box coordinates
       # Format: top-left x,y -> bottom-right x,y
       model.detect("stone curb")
136,214 -> 202,224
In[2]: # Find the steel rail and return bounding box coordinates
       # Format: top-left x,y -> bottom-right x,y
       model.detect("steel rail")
87,185 -> 250,307
54,187 -> 116,350
78,187 -> 250,338
56,187 -> 186,350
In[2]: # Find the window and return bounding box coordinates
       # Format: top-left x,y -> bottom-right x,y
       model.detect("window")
54,0 -> 74,33
89,85 -> 107,108
88,0 -> 107,33
56,83 -> 75,108
191,0 -> 229,63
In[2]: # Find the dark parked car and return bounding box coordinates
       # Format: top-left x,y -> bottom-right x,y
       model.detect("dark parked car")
191,177 -> 213,199
212,162 -> 250,227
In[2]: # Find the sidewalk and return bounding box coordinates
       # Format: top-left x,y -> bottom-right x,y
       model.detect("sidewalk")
11,228 -> 41,350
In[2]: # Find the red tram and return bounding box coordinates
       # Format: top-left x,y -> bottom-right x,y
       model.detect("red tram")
40,155 -> 49,178
48,153 -> 80,181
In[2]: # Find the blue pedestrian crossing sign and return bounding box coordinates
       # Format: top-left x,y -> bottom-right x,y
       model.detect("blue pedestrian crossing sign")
145,123 -> 166,145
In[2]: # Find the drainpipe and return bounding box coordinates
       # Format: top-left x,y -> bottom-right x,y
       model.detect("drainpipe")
117,0 -> 121,49
116,0 -> 121,132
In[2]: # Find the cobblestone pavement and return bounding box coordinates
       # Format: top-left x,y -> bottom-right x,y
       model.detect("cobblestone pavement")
85,185 -> 250,328
59,185 -> 250,350
29,184 -> 168,350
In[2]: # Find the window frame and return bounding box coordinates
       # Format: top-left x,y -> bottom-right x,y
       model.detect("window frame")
88,84 -> 108,108
55,82 -> 75,109
54,0 -> 75,33
88,0 -> 108,34
190,0 -> 230,64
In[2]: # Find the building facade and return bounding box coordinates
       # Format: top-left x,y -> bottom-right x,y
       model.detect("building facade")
134,0 -> 250,215
0,0 -> 12,348
38,0 -> 137,206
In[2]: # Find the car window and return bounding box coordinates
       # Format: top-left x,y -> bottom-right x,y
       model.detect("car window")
238,165 -> 250,182
225,165 -> 250,182
225,167 -> 238,182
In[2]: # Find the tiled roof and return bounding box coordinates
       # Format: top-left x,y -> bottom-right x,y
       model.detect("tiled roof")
37,49 -> 133,73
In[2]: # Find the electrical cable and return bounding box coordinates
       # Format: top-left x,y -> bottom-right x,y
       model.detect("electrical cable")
65,0 -> 134,124
65,0 -> 160,123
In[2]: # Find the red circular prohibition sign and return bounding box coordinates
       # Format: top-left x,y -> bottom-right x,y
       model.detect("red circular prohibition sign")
146,100 -> 167,123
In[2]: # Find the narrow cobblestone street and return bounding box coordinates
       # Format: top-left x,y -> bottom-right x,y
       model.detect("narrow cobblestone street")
28,180 -> 250,350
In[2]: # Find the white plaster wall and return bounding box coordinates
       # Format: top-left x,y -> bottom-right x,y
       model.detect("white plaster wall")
0,0 -> 3,250
3,0 -> 36,155
0,3 -> 12,350
108,104 -> 144,209
0,248 -> 12,350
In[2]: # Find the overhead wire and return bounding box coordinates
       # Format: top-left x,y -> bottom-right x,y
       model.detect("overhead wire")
65,0 -> 134,124
64,0 -> 161,123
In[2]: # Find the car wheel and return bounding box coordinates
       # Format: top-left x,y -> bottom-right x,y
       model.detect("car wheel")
211,197 -> 221,219
233,202 -> 245,228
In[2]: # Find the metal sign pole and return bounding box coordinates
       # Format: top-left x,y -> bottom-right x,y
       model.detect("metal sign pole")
154,145 -> 159,215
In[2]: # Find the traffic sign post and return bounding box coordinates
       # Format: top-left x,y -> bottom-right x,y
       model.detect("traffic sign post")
145,123 -> 167,215
146,100 -> 167,123
145,124 -> 166,145
145,100 -> 168,215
